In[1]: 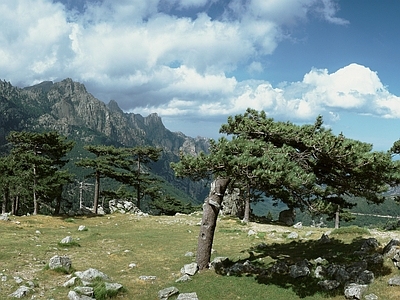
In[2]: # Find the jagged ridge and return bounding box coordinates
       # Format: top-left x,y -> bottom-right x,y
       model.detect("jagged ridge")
0,78 -> 210,203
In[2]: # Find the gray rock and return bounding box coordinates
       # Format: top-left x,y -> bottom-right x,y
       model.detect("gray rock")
61,236 -> 73,244
357,270 -> 374,285
360,238 -> 379,253
8,286 -> 31,298
293,222 -> 303,229
344,283 -> 367,300
158,286 -> 179,299
289,260 -> 310,278
364,294 -> 378,300
67,290 -> 95,300
177,292 -> 199,300
184,252 -> 194,257
0,213 -> 10,221
388,275 -> 400,286
175,274 -> 192,282
318,280 -> 340,290
139,275 -> 157,281
13,276 -> 23,284
78,225 -> 86,231
75,268 -> 109,282
182,263 -> 198,276
49,255 -> 72,272
74,286 -> 94,297
128,263 -> 137,268
105,282 -> 123,292
247,229 -> 257,236
270,261 -> 289,275
382,239 -> 400,256
314,265 -> 325,279
63,277 -> 78,287
287,232 -> 299,239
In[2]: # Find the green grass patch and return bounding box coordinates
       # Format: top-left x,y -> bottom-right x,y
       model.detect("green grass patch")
331,226 -> 370,236
0,214 -> 398,299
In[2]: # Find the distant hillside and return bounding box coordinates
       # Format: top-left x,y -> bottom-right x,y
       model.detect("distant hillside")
0,78 -> 210,204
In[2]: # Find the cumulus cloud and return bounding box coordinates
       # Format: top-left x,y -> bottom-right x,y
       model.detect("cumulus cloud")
5,0 -> 398,137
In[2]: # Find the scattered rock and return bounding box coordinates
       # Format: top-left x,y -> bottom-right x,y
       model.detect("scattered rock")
287,232 -> 299,239
177,292 -> 199,300
60,236 -> 74,244
49,255 -> 72,272
318,280 -> 340,290
289,259 -> 310,278
63,277 -> 78,287
181,263 -> 198,276
185,252 -> 195,257
128,263 -> 137,268
75,268 -> 109,282
388,275 -> 400,286
78,225 -> 86,231
8,286 -> 31,298
293,222 -> 303,229
0,213 -> 10,221
247,229 -> 257,236
364,293 -> 378,300
67,290 -> 95,300
344,283 -> 367,299
73,286 -> 94,297
158,286 -> 179,300
176,274 -> 192,282
139,275 -> 157,281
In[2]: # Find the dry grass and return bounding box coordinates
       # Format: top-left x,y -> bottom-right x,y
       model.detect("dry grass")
1,213 -> 400,299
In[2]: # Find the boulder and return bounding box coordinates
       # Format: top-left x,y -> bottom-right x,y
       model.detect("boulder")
177,292 -> 199,300
49,255 -> 72,272
344,283 -> 367,300
318,280 -> 340,290
67,290 -> 95,300
75,268 -> 109,282
181,263 -> 198,276
388,275 -> 400,286
158,286 -> 179,300
289,260 -> 310,278
60,236 -> 73,244
8,286 -> 31,298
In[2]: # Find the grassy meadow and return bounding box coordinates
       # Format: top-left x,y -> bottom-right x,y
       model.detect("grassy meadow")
1,212 -> 400,299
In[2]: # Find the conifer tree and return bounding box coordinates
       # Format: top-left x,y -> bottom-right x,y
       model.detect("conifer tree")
172,108 -> 396,269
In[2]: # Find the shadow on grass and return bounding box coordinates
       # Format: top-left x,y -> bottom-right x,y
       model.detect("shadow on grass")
215,237 -> 392,298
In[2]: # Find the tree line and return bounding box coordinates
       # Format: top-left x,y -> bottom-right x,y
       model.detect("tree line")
0,131 -> 194,216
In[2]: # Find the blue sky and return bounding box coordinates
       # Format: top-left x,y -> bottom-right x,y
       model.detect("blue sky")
1,0 -> 400,150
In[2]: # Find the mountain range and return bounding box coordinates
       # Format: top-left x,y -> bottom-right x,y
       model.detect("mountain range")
0,78 -> 210,204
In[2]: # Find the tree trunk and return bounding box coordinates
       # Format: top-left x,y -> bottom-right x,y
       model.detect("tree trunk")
2,187 -> 9,214
33,164 -> 38,215
197,177 -> 231,270
93,171 -> 100,214
242,184 -> 251,223
335,205 -> 340,229
12,195 -> 19,216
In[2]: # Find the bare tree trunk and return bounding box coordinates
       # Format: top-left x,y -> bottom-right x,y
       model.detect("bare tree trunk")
93,171 -> 100,214
33,165 -> 38,215
242,184 -> 250,223
335,205 -> 340,229
197,177 -> 231,270
12,195 -> 19,216
2,187 -> 8,214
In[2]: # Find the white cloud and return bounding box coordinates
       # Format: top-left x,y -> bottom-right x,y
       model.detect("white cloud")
5,0 -> 390,134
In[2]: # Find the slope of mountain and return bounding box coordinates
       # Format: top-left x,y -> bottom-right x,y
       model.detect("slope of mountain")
0,78 -> 210,203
